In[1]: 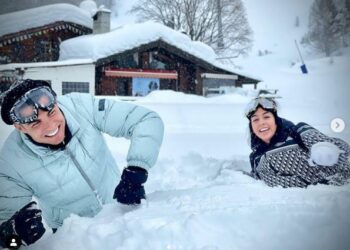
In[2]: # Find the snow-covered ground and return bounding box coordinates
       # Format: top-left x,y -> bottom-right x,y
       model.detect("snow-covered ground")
0,0 -> 349,249
28,84 -> 350,250
18,65 -> 350,249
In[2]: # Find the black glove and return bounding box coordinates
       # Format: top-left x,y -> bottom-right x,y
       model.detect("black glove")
0,201 -> 45,248
113,166 -> 148,205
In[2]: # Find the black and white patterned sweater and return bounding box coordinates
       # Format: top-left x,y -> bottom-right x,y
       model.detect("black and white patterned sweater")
249,118 -> 350,188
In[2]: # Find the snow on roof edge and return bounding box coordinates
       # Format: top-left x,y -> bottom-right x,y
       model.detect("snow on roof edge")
0,59 -> 94,70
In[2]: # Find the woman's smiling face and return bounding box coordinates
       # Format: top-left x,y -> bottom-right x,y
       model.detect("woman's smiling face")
250,107 -> 277,144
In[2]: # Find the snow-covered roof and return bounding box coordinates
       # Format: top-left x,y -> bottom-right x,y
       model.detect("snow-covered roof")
0,4 -> 93,37
0,59 -> 94,71
59,22 -> 261,81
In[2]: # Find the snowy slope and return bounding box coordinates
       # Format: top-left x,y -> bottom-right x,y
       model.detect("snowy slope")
236,0 -> 350,141
241,0 -> 313,63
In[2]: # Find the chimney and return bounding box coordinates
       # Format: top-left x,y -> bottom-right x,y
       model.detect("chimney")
93,8 -> 111,34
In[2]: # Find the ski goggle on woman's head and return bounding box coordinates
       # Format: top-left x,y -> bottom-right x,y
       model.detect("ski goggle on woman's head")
245,97 -> 277,118
9,86 -> 57,124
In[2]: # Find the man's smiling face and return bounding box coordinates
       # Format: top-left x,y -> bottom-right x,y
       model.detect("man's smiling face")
14,104 -> 66,145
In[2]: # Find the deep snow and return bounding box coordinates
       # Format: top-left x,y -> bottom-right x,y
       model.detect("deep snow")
27,71 -> 350,249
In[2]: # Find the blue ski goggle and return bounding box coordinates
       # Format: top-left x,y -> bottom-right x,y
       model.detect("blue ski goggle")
245,97 -> 277,118
9,86 -> 56,124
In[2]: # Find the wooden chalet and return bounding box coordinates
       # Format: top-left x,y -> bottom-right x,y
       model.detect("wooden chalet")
95,39 -> 260,96
0,22 -> 91,64
0,4 -> 92,65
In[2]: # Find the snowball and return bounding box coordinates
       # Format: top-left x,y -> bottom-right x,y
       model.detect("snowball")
309,141 -> 343,167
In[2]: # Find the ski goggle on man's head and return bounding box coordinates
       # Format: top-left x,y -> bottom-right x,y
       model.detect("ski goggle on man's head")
9,86 -> 57,124
245,97 -> 277,118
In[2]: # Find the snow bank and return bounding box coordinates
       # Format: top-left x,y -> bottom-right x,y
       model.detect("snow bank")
136,90 -> 253,104
31,161 -> 350,250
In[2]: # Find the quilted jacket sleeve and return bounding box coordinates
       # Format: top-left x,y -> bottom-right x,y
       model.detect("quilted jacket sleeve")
292,122 -> 350,156
66,93 -> 164,170
0,157 -> 32,224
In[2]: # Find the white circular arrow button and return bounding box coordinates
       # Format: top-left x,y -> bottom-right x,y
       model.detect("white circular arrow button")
331,118 -> 345,133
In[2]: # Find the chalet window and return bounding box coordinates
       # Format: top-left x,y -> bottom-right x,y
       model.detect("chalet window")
34,39 -> 58,61
62,82 -> 89,95
34,40 -> 50,61
111,54 -> 137,68
149,59 -> 166,69
13,43 -> 25,62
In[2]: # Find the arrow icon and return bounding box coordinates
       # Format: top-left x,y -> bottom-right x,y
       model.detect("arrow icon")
331,118 -> 345,133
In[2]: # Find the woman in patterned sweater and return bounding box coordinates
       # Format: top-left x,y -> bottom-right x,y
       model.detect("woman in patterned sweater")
246,97 -> 350,188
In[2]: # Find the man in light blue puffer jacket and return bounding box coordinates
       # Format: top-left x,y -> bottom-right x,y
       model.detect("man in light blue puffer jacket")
0,79 -> 164,248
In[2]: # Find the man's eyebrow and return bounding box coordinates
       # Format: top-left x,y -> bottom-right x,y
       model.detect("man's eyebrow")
24,120 -> 40,128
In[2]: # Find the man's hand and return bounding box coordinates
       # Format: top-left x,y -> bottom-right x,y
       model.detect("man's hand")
0,201 -> 45,247
113,166 -> 148,205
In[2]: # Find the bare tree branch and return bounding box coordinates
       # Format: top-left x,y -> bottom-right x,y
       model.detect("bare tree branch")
130,0 -> 253,56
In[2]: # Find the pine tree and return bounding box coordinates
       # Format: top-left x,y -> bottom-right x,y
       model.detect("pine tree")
303,0 -> 342,56
341,0 -> 350,46
337,3 -> 348,46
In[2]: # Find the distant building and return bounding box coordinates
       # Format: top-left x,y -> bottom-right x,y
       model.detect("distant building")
0,4 -> 92,64
0,4 -> 261,97
97,39 -> 259,96
59,22 -> 260,96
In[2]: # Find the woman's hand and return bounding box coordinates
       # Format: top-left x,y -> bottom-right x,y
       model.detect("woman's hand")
309,142 -> 344,166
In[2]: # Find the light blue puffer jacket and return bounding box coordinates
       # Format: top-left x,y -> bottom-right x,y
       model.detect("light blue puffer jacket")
0,93 -> 164,228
